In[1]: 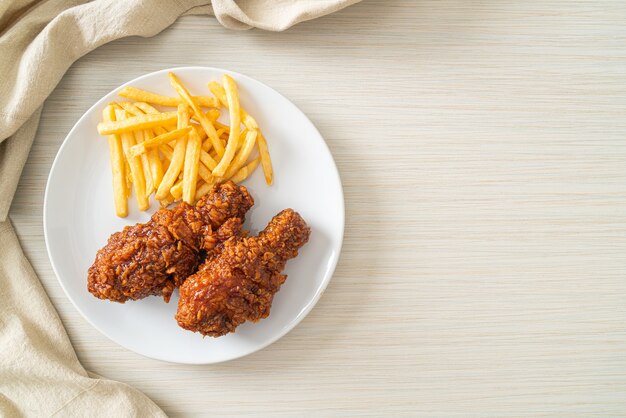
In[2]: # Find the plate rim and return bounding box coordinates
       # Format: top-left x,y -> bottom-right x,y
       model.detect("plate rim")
43,66 -> 345,364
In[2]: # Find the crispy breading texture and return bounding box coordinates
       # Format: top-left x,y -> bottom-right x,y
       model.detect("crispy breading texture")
175,209 -> 311,336
87,182 -> 253,303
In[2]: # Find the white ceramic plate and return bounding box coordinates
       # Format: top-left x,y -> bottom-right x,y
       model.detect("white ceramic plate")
44,67 -> 344,364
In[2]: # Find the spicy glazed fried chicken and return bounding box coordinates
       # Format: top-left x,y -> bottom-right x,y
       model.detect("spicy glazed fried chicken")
175,209 -> 311,337
88,181 -> 253,303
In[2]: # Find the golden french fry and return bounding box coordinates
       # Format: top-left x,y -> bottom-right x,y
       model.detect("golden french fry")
115,109 -> 149,210
209,81 -> 273,184
182,128 -> 202,204
214,121 -> 230,133
207,81 -> 225,105
159,193 -> 175,208
116,102 -> 169,184
212,74 -> 241,177
224,130 -> 257,180
198,162 -> 213,184
170,179 -> 183,200
208,81 -> 258,130
118,100 -> 157,191
102,73 -> 274,215
161,158 -> 170,174
202,128 -> 227,152
129,127 -> 191,158
97,111 -> 178,135
124,161 -> 132,194
192,123 -> 208,141
191,109 -> 220,124
160,144 -> 173,160
194,181 -> 213,201
155,126 -> 170,136
117,101 -> 145,117
134,102 -> 161,115
135,102 -> 161,114
132,102 -> 171,136
103,105 -> 128,217
178,128 -> 215,181
118,86 -> 220,108
200,150 -> 218,171
134,130 -> 154,195
257,131 -> 273,185
155,105 -> 188,200
148,148 -> 163,190
168,72 -> 224,156
229,157 -> 260,183
138,128 -> 164,190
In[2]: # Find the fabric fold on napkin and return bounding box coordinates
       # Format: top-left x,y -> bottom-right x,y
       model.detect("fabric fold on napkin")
0,0 -> 359,416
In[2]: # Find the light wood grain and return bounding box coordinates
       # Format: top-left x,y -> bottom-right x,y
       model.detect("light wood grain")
8,0 -> 626,416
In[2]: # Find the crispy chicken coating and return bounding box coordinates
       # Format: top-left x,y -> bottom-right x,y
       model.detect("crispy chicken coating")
87,182 -> 253,303
175,209 -> 311,337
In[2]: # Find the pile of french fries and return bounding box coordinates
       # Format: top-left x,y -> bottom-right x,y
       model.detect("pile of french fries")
97,72 -> 273,218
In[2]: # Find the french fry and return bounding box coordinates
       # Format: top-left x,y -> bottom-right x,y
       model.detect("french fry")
197,162 -> 214,184
134,130 -> 154,195
168,72 -> 224,156
124,161 -> 132,195
132,102 -> 171,136
223,130 -> 257,180
192,146 -> 214,182
117,101 -> 160,192
191,109 -> 220,124
214,121 -> 230,133
161,160 -> 170,175
129,127 -> 191,158
236,129 -> 247,152
116,105 -> 165,190
142,131 -> 164,191
148,148 -> 164,190
209,80 -> 272,184
208,81 -> 258,130
207,82 -> 226,106
134,102 -> 161,115
103,105 -> 128,217
229,157 -> 260,183
97,111 -> 178,135
212,74 -> 241,177
170,179 -> 183,200
155,105 -> 188,200
200,150 -> 218,171
202,128 -> 227,152
159,193 -> 175,208
115,109 -> 149,210
194,181 -> 213,201
256,131 -> 273,185
117,101 -> 145,117
118,86 -> 220,108
182,128 -> 202,204
192,123 -> 208,141
100,72 -> 273,216
159,144 -> 174,161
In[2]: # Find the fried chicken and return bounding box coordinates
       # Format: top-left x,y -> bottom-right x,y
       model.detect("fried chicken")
175,209 -> 311,337
87,181 -> 253,303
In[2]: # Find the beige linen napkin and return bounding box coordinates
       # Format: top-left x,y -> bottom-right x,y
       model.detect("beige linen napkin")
0,0 -> 359,416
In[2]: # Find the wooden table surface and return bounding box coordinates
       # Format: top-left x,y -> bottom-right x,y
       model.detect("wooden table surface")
9,1 -> 626,416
